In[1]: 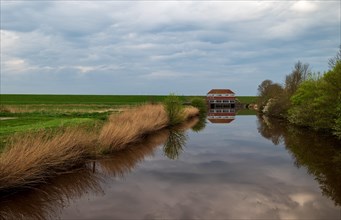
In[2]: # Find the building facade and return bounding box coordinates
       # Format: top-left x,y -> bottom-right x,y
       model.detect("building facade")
206,89 -> 236,108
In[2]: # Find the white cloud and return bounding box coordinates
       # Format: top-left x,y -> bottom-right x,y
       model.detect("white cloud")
2,57 -> 37,74
289,193 -> 316,206
144,70 -> 186,79
75,66 -> 96,74
0,30 -> 19,50
291,1 -> 318,13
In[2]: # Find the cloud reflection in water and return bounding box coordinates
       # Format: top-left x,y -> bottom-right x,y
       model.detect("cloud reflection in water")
59,116 -> 340,219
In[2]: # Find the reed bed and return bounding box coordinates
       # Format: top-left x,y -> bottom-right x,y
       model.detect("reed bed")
0,128 -> 96,192
0,104 -> 199,193
98,104 -> 169,152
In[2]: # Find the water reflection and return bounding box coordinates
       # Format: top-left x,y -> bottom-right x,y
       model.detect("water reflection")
257,115 -> 341,206
164,130 -> 187,160
0,168 -> 104,220
164,118 -> 200,160
207,108 -> 236,124
0,118 -> 199,220
57,115 -> 339,219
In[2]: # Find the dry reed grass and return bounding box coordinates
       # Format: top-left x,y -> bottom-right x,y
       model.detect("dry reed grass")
98,104 -> 169,152
99,104 -> 199,152
183,106 -> 200,119
0,128 -> 97,192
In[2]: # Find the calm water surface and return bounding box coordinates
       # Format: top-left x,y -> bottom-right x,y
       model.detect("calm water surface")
1,115 -> 340,219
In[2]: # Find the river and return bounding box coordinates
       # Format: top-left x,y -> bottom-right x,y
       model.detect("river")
1,114 -> 340,219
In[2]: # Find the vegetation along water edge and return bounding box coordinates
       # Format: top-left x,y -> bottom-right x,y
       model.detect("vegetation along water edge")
256,47 -> 341,139
0,96 -> 202,194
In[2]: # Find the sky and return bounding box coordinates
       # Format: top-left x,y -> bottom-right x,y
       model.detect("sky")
1,1 -> 340,96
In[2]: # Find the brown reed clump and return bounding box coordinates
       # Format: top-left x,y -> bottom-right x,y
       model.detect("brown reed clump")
0,128 -> 96,192
182,106 -> 200,119
98,104 -> 169,152
98,104 -> 199,152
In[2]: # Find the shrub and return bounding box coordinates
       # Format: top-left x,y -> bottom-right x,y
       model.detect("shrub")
191,97 -> 207,116
163,94 -> 185,126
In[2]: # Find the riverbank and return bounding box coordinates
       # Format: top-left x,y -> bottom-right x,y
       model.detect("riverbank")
0,104 -> 199,193
256,60 -> 341,139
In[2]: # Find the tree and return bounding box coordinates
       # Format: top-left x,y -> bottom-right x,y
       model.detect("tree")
288,79 -> 322,128
328,45 -> 341,69
257,80 -> 285,115
257,80 -> 274,97
289,61 -> 341,134
285,61 -> 310,96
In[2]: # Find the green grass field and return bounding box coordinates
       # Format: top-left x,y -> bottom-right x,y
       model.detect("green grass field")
0,94 -> 178,105
0,111 -> 110,150
235,96 -> 257,104
0,94 -> 257,105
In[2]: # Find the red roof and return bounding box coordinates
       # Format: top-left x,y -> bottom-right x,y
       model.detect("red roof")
207,89 -> 235,94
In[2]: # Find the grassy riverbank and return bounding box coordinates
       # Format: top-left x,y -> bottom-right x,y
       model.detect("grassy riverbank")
0,103 -> 199,192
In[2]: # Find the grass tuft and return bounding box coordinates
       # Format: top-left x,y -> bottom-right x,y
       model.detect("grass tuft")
163,94 -> 185,126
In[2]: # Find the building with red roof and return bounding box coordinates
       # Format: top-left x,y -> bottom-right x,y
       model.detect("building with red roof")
206,89 -> 236,109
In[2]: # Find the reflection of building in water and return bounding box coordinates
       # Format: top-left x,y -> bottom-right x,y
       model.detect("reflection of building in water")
207,108 -> 236,124
206,89 -> 236,109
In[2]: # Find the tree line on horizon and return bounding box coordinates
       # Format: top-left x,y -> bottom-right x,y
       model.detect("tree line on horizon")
257,46 -> 341,139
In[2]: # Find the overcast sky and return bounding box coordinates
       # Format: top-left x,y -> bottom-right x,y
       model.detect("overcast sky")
1,1 -> 340,95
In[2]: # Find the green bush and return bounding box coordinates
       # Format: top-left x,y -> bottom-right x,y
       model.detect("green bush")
333,94 -> 341,139
190,97 -> 207,116
288,61 -> 341,134
163,94 -> 184,126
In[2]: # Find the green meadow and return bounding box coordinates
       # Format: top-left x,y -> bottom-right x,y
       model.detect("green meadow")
235,96 -> 257,104
1,94 -> 256,105
1,94 -> 179,105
